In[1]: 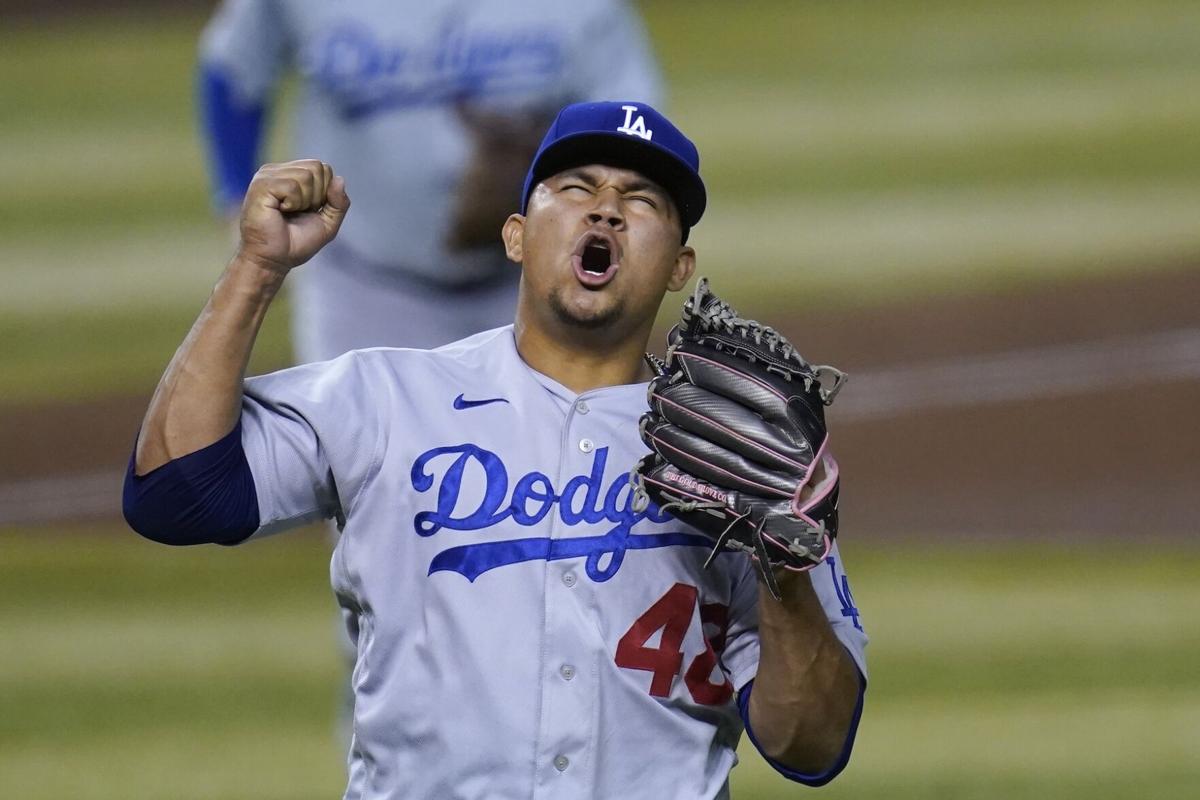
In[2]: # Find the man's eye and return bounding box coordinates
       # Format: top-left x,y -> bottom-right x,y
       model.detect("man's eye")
562,184 -> 590,194
628,195 -> 657,208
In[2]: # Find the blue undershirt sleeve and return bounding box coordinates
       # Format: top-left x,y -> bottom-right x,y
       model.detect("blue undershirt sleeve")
737,664 -> 867,787
123,420 -> 260,546
198,63 -> 267,210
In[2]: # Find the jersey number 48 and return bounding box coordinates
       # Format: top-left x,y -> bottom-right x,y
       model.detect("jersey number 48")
614,582 -> 733,706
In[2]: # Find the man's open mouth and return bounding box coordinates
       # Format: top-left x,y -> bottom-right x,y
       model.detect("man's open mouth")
581,242 -> 611,274
571,230 -> 621,288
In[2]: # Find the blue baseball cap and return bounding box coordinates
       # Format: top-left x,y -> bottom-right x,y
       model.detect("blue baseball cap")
520,101 -> 706,241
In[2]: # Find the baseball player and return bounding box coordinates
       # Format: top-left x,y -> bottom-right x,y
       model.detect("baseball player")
125,102 -> 867,799
198,0 -> 663,362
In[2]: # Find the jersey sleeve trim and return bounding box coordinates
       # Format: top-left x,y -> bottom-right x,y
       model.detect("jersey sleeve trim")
736,660 -> 866,787
122,419 -> 260,546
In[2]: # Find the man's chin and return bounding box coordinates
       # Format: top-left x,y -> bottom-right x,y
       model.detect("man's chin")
548,289 -> 625,331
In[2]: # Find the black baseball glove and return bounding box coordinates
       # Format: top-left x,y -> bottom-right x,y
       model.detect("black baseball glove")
631,278 -> 847,600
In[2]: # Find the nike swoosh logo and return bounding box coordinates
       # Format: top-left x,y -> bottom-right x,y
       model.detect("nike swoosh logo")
453,394 -> 509,410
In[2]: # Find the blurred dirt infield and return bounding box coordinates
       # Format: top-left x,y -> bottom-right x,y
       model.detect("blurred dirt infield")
3,266 -> 1197,539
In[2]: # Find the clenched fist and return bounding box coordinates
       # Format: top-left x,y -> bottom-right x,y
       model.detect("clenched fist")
237,160 -> 350,274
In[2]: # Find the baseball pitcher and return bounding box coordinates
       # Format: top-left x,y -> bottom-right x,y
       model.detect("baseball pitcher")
126,102 -> 867,799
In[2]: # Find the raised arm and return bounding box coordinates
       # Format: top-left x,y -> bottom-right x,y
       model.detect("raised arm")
134,160 -> 349,474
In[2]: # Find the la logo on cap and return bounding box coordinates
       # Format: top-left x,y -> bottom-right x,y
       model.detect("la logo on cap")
616,105 -> 653,141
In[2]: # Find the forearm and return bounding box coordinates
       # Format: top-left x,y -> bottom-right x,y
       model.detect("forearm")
135,255 -> 284,474
747,571 -> 862,775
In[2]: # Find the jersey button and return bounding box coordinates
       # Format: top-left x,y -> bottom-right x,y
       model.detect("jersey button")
562,573 -> 577,588
579,438 -> 594,453
560,664 -> 576,681
575,400 -> 590,415
553,755 -> 570,772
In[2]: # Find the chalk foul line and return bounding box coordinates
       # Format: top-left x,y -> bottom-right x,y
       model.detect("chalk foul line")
834,327 -> 1200,421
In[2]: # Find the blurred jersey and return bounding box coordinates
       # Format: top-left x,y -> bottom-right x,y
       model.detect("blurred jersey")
199,0 -> 663,288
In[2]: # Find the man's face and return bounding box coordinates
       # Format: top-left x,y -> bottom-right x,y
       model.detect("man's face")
504,163 -> 695,338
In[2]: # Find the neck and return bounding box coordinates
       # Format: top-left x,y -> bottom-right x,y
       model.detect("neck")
514,314 -> 654,393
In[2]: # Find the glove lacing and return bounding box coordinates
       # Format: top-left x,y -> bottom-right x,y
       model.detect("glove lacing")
696,302 -> 800,365
682,280 -> 848,404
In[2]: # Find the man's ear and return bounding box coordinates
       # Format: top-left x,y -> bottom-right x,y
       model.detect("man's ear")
502,214 -> 525,263
667,246 -> 696,292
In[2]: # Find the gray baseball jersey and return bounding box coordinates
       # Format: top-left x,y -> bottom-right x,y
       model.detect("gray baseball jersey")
201,0 -> 663,283
238,326 -> 868,799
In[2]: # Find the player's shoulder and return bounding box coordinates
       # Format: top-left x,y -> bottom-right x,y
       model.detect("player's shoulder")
510,0 -> 635,29
352,325 -> 516,373
246,326 -> 516,394
350,323 -> 511,357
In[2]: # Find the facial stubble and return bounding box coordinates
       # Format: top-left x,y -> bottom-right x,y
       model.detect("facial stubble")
547,286 -> 627,331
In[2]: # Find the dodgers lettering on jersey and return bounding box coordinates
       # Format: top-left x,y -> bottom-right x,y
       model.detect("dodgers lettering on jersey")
303,23 -> 565,120
238,327 -> 868,800
411,443 -> 716,581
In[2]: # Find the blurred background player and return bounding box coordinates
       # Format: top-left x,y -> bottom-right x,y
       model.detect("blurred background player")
198,0 -> 664,363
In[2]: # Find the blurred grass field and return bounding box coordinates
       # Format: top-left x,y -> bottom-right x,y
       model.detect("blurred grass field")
3,0 -> 1200,401
2,528 -> 1198,799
